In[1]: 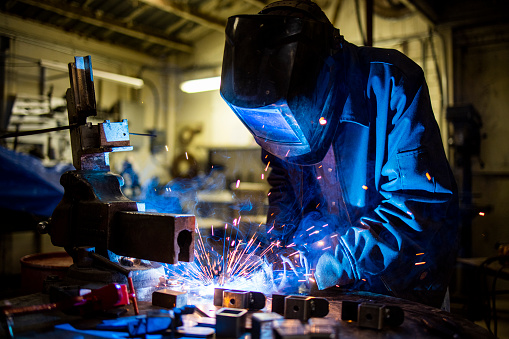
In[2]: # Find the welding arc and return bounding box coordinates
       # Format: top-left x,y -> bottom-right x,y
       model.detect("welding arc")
0,124 -> 77,138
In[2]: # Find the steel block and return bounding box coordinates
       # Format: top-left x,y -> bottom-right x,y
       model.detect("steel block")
284,296 -> 329,321
215,308 -> 247,338
358,303 -> 385,330
151,289 -> 188,309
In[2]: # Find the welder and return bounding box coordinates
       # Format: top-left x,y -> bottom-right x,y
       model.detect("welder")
220,0 -> 458,308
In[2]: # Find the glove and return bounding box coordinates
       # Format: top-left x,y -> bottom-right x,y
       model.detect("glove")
314,244 -> 355,289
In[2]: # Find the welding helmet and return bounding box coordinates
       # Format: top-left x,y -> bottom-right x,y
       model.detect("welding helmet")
220,1 -> 343,165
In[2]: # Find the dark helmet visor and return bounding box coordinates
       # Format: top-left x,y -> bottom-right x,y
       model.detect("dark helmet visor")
220,14 -> 341,164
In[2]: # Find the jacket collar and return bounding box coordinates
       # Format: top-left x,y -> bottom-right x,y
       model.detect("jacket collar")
338,41 -> 370,127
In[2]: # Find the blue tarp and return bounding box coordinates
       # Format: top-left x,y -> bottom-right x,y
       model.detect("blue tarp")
0,146 -> 72,217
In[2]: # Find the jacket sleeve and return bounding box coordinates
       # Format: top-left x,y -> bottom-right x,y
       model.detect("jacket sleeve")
262,149 -> 327,246
316,60 -> 459,305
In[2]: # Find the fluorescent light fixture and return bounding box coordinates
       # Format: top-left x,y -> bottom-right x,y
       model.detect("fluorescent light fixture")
40,59 -> 144,89
180,76 -> 221,93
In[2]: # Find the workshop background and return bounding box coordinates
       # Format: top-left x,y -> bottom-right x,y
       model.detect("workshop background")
1,0 -> 508,335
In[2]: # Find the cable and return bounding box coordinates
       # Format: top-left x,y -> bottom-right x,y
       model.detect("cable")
354,0 -> 367,45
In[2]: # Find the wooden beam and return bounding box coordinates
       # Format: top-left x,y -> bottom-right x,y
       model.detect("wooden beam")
16,0 -> 193,53
138,0 -> 226,32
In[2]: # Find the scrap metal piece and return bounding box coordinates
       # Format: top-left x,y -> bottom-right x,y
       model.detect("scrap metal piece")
223,290 -> 249,309
356,303 -> 404,330
357,303 -> 385,330
340,300 -> 360,322
214,288 -> 227,306
152,289 -> 188,309
215,308 -> 247,338
272,319 -> 308,339
213,288 -> 266,310
252,312 -> 284,339
273,295 -> 329,321
272,294 -> 287,315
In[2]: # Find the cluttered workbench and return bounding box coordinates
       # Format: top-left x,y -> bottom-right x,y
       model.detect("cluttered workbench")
0,56 -> 495,338
1,286 -> 495,338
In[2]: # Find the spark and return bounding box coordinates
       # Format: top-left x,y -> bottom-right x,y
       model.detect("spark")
415,262 -> 426,265
261,174 -> 264,180
306,226 -> 315,232
330,234 -> 338,238
322,224 -> 328,227
267,225 -> 274,233
236,180 -> 240,188
426,172 -> 431,181
362,185 -> 368,190
322,246 -> 331,250
416,253 -> 424,256
317,241 -> 325,247
319,117 -> 327,125
267,192 -> 271,196
317,176 -> 322,180
288,252 -> 300,257
185,152 -> 188,160
309,230 -> 319,236
479,212 -> 485,216
165,145 -> 169,152
265,161 -> 270,171
285,150 -> 290,157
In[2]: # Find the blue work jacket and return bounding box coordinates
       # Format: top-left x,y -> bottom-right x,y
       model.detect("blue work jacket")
264,41 -> 459,307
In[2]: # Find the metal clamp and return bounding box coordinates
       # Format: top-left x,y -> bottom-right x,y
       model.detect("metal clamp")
213,288 -> 266,310
272,294 -> 329,321
341,301 -> 404,330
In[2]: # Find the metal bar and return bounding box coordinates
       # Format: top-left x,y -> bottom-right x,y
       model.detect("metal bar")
0,124 -> 76,138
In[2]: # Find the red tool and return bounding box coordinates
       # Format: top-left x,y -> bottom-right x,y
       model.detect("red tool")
1,283 -> 136,338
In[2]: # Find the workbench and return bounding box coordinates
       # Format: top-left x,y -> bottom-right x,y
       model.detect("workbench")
1,288 -> 495,338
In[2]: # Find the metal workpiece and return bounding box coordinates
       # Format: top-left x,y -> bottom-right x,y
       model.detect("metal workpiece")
251,312 -> 284,339
357,303 -> 386,330
213,288 -> 266,310
111,212 -> 195,264
66,56 -> 133,171
273,295 -> 329,321
357,303 -> 404,330
272,294 -> 287,315
152,289 -> 188,309
215,308 -> 247,338
340,300 -> 359,322
272,319 -> 308,339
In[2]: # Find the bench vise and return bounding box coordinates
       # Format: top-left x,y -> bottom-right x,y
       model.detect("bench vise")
40,56 -> 195,265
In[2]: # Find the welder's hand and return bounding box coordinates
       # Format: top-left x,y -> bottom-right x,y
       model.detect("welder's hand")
314,245 -> 354,290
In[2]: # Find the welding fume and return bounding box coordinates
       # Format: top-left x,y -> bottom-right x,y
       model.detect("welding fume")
220,0 -> 459,309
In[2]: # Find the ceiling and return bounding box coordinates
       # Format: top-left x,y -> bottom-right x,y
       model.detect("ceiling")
1,0 -> 508,59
